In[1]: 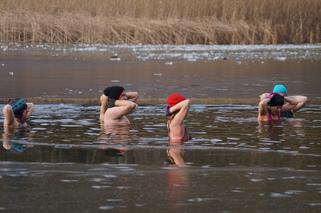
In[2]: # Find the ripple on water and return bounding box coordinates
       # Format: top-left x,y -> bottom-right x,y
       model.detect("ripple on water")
99,206 -> 114,210
284,190 -> 304,195
308,203 -> 321,207
106,199 -> 122,202
60,179 -> 79,183
92,185 -> 111,189
270,192 -> 291,198
187,198 -> 217,202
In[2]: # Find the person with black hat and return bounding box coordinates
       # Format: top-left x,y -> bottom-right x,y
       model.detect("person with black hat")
2,98 -> 33,128
271,84 -> 308,118
258,92 -> 300,122
99,86 -> 138,126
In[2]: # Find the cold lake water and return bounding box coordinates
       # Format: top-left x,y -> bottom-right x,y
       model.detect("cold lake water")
0,44 -> 321,212
0,104 -> 321,212
0,44 -> 321,100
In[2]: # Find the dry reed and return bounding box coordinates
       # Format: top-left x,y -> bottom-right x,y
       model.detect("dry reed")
0,0 -> 320,44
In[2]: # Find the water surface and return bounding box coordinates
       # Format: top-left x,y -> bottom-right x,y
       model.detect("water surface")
1,104 -> 321,212
0,44 -> 320,100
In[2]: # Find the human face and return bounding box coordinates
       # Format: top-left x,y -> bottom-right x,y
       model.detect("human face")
269,106 -> 281,115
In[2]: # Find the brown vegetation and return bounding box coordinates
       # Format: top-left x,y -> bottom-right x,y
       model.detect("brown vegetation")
0,0 -> 320,44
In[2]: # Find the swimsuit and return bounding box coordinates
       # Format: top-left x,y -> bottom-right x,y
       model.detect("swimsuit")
281,110 -> 294,118
167,122 -> 191,142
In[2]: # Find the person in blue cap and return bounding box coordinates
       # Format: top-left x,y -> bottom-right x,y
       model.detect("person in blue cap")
2,98 -> 34,152
99,86 -> 138,126
259,84 -> 308,119
2,98 -> 34,128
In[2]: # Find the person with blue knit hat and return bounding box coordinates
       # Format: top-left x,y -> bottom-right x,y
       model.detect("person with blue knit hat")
258,84 -> 308,121
99,86 -> 139,126
2,98 -> 34,152
273,84 -> 307,117
2,98 -> 34,128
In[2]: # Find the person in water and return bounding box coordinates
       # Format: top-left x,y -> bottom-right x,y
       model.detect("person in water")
100,86 -> 138,126
166,93 -> 191,143
258,92 -> 302,122
2,98 -> 34,152
2,98 -> 33,129
260,84 -> 308,118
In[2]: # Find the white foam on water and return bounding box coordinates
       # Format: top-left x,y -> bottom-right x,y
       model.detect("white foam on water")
270,192 -> 290,198
92,185 -> 111,189
99,206 -> 114,210
60,179 -> 79,183
308,203 -> 321,206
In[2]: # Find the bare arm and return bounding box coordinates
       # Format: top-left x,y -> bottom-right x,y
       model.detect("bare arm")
106,100 -> 137,120
2,126 -> 11,150
100,95 -> 108,122
125,92 -> 139,102
169,99 -> 190,126
25,103 -> 33,120
259,93 -> 270,101
258,98 -> 269,118
3,104 -> 15,128
282,95 -> 308,112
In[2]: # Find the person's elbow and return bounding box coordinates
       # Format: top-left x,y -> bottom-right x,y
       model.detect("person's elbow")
302,96 -> 308,104
184,99 -> 191,106
2,104 -> 12,114
125,101 -> 137,111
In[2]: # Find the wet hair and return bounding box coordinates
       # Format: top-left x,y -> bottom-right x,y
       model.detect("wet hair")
268,93 -> 284,106
103,86 -> 124,100
9,98 -> 27,119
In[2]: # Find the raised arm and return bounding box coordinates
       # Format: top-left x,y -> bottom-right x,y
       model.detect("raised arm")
24,103 -> 33,120
258,96 -> 270,118
283,95 -> 308,112
100,95 -> 108,122
106,100 -> 137,120
259,93 -> 270,101
169,99 -> 190,126
125,91 -> 139,102
2,104 -> 15,128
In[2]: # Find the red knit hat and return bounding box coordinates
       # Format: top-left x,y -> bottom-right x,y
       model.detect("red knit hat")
167,93 -> 186,108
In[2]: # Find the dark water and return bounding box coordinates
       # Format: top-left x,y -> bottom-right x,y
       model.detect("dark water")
1,44 -> 321,212
1,104 -> 321,212
0,44 -> 321,100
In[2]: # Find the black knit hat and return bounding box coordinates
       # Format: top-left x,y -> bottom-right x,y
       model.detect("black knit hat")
268,93 -> 284,106
103,86 -> 124,100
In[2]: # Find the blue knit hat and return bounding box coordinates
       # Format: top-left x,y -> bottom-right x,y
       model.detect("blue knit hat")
10,98 -> 27,113
273,84 -> 288,95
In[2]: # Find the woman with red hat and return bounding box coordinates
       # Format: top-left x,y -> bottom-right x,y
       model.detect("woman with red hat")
166,93 -> 191,143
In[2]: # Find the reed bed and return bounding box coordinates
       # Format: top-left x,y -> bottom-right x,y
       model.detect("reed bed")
0,0 -> 320,44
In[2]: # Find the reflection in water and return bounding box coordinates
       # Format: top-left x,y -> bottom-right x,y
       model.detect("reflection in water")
0,104 -> 321,212
99,123 -> 131,145
166,167 -> 189,213
97,124 -> 131,157
166,143 -> 185,167
2,127 -> 34,153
